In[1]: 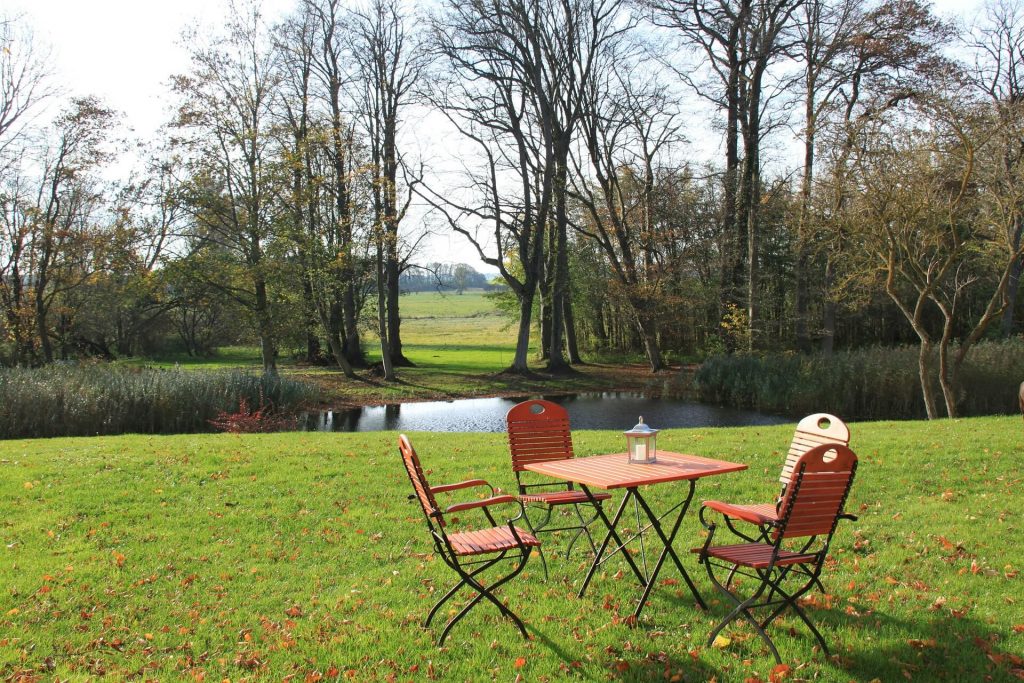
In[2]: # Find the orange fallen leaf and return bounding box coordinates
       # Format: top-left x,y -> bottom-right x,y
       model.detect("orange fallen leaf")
514,657 -> 526,668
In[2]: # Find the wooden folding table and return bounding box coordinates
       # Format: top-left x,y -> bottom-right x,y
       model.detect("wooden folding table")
524,451 -> 747,620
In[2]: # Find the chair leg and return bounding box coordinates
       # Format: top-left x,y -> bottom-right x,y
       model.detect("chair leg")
425,557 -> 496,627
436,546 -> 532,646
704,561 -> 782,663
758,571 -> 831,657
522,506 -> 551,581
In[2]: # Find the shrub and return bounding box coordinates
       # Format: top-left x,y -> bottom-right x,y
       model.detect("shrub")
693,338 -> 1024,420
0,364 -> 318,439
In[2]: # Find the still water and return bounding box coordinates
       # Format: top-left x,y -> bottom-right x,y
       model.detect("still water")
300,392 -> 787,433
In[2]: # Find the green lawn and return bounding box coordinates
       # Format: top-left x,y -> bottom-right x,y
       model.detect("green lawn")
1,417 -> 1020,680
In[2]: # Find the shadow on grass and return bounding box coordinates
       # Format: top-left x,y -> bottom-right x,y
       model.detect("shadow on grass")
644,594 -> 1023,681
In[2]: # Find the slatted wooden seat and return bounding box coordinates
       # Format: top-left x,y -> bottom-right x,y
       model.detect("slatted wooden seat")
694,443 -> 859,663
448,526 -> 539,556
506,399 -> 611,576
399,435 -> 540,646
702,413 -> 850,538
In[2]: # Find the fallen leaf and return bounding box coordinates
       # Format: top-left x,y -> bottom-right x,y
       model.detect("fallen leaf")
514,657 -> 526,668
712,635 -> 731,649
907,639 -> 937,649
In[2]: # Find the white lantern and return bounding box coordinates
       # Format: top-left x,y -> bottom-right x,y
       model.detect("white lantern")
625,416 -> 658,464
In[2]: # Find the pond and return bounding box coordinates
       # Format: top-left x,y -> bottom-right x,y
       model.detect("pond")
299,392 -> 788,433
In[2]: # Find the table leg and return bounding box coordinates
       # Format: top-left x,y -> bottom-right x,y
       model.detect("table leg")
631,480 -> 707,619
578,484 -> 648,598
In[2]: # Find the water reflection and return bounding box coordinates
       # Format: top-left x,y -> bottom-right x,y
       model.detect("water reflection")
299,392 -> 788,433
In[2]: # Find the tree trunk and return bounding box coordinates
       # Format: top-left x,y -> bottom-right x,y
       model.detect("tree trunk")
34,274 -> 53,364
937,335 -> 957,419
917,339 -> 937,420
795,89 -> 816,352
510,289 -> 534,373
548,170 -> 570,372
637,313 -> 664,372
564,288 -> 582,365
538,254 -> 552,361
386,255 -> 414,366
376,243 -> 395,381
342,285 -> 364,366
1000,214 -> 1022,336
302,270 -> 321,363
821,258 -> 836,355
254,277 -> 277,376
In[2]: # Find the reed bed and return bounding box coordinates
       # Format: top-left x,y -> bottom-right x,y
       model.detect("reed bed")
693,338 -> 1024,419
0,364 -> 318,439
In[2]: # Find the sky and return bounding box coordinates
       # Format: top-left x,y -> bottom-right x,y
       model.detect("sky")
6,0 -> 983,268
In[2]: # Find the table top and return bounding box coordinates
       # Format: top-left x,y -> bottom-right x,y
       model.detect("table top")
522,451 -> 747,490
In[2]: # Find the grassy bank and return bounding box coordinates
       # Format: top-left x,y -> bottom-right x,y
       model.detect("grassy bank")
1,417 -> 1020,680
128,291 -> 656,406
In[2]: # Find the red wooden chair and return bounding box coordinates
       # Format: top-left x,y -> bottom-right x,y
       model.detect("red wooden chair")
399,435 -> 540,646
701,413 -> 850,543
693,443 -> 859,662
506,399 -> 612,577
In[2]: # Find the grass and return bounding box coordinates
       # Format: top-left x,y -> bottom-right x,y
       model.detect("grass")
1,417 -> 1021,681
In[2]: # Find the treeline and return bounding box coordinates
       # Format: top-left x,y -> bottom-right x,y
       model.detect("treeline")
1,0 -> 1023,419
398,264 -> 498,293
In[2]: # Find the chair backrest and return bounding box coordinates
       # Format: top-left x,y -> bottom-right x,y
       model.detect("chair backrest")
776,443 -> 857,540
779,413 -> 850,487
506,399 -> 574,473
399,434 -> 445,528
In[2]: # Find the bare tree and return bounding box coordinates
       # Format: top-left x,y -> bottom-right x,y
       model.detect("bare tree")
847,87 -> 1024,418
0,16 -> 57,167
643,0 -> 802,350
304,0 -> 369,369
426,0 -> 630,373
350,0 -> 427,378
791,0 -> 861,351
570,61 -> 686,372
965,0 -> 1024,336
814,0 -> 952,353
172,0 -> 284,375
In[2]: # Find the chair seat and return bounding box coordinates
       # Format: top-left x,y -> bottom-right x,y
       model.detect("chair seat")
449,526 -> 541,556
519,490 -> 612,505
703,500 -> 779,525
693,542 -> 817,569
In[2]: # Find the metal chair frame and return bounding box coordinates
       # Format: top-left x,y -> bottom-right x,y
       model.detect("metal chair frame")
506,400 -> 611,577
399,434 -> 540,646
695,443 -> 859,663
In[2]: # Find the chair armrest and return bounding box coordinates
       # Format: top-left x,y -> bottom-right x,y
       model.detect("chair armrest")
702,500 -> 777,526
445,494 -> 519,514
431,479 -> 493,495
